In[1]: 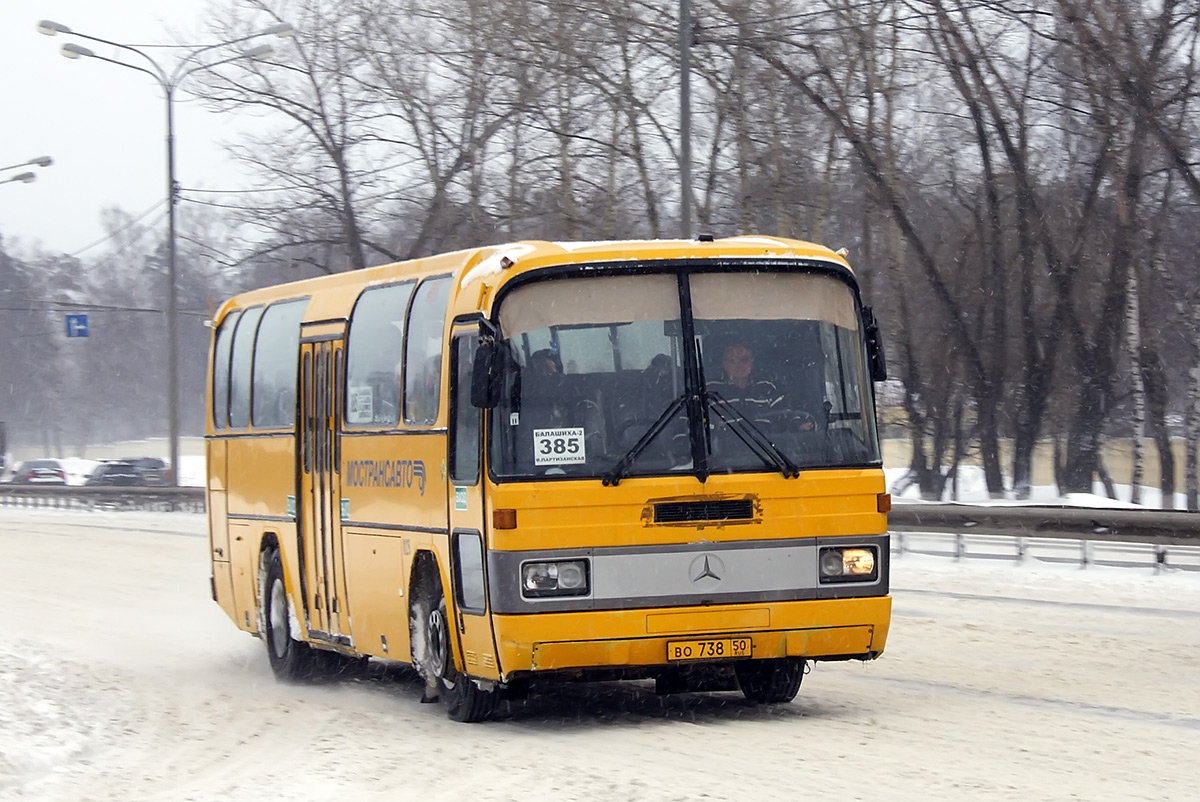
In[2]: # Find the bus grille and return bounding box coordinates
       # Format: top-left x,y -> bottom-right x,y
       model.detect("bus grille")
653,499 -> 754,523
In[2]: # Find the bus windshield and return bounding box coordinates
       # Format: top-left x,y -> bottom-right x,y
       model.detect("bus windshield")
488,267 -> 880,481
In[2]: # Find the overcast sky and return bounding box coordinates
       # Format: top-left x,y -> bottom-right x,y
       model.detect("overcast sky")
0,0 -> 275,257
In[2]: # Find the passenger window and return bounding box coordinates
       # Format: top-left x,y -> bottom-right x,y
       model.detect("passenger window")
252,300 -> 307,428
211,309 -> 242,430
345,282 -> 414,426
228,307 -> 264,429
404,276 -> 452,426
450,334 -> 480,483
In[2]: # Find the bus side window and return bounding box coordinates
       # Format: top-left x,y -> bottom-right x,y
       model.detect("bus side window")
228,307 -> 264,429
403,276 -> 452,426
211,309 -> 241,430
251,300 -> 306,429
345,282 -> 413,427
450,335 -> 480,483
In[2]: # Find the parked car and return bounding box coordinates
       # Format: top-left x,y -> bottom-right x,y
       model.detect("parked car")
10,459 -> 68,485
85,460 -> 142,487
121,457 -> 172,486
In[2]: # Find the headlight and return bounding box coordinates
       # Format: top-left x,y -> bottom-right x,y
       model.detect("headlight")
521,559 -> 590,597
818,546 -> 878,583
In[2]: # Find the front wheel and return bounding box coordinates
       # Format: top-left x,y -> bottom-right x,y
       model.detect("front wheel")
735,657 -> 805,704
416,571 -> 498,723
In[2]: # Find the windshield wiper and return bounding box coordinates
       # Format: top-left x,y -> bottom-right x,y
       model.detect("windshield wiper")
602,393 -> 688,486
704,390 -> 800,479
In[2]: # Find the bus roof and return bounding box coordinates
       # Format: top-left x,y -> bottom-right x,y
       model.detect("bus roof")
214,235 -> 853,325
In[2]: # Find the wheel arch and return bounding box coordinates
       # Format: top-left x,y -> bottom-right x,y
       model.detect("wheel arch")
255,530 -> 285,639
409,548 -> 449,602
408,548 -> 464,672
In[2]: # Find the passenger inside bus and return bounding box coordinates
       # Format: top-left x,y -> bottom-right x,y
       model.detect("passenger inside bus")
522,348 -> 572,428
406,354 -> 441,424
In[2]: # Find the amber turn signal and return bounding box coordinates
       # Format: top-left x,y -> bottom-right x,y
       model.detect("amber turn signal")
493,508 -> 517,529
877,493 -> 892,513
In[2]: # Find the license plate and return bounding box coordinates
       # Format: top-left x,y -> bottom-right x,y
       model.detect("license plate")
666,637 -> 752,662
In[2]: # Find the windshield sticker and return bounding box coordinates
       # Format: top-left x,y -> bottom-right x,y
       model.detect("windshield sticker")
347,385 -> 374,424
533,427 -> 586,465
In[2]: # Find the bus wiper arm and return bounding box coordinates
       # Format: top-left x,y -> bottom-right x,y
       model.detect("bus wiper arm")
704,390 -> 800,479
602,393 -> 688,487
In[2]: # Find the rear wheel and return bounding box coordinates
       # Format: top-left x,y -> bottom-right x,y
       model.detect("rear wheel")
261,548 -> 321,681
735,657 -> 805,704
415,567 -> 498,722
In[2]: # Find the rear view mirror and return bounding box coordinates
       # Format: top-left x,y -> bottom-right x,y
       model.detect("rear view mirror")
471,340 -> 499,408
862,306 -> 887,382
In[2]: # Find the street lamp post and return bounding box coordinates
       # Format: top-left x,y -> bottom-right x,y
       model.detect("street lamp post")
40,20 -> 293,485
1,155 -> 53,174
1,155 -> 52,188
0,172 -> 38,188
680,0 -> 692,239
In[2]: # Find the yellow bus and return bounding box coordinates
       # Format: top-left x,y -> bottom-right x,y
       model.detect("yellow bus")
206,236 -> 892,721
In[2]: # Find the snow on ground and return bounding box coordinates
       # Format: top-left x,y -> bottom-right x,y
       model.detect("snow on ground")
1,508 -> 1198,801
885,465 -> 1187,509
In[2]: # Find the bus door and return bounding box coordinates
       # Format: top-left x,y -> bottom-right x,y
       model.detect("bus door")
446,328 -> 500,679
299,336 -> 351,645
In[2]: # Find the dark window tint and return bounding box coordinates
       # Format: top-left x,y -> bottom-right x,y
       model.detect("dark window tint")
454,532 -> 486,613
229,306 -> 264,429
345,282 -> 414,427
252,299 -> 307,428
211,309 -> 241,430
450,334 -> 480,483
404,277 -> 452,425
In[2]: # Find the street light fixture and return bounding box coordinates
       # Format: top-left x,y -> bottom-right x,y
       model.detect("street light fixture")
43,19 -> 294,485
0,172 -> 37,187
1,155 -> 53,173
36,20 -> 71,36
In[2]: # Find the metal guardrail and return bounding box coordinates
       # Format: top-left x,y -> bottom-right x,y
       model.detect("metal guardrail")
888,502 -> 1200,545
2,489 -> 1199,546
0,485 -> 205,513
892,530 -> 1200,572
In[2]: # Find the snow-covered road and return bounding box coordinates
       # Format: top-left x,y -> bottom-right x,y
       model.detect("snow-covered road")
2,509 -> 1198,801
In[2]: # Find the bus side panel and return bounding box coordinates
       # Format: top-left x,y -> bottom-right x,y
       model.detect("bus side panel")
338,433 -> 448,662
212,561 -> 237,626
206,439 -> 230,555
342,532 -> 411,660
225,436 -> 295,518
340,434 -> 445,530
228,522 -> 257,632
221,435 -> 296,636
207,438 -> 238,626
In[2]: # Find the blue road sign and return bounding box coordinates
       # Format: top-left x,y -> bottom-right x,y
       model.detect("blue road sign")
65,314 -> 89,338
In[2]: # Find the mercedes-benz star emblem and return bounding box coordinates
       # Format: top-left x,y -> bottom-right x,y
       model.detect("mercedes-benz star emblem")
689,553 -> 726,588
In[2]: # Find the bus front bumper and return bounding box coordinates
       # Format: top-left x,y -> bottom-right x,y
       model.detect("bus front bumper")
492,595 -> 891,675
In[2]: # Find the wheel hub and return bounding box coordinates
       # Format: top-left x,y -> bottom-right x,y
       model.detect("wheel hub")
427,606 -> 449,679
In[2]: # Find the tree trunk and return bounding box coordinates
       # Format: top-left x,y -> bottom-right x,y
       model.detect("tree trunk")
1188,364 -> 1200,511
1126,268 -> 1144,504
1140,343 -> 1174,509
1060,373 -> 1106,494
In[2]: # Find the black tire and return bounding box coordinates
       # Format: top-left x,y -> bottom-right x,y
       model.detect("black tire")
735,657 -> 805,704
416,569 -> 498,722
261,548 -> 321,682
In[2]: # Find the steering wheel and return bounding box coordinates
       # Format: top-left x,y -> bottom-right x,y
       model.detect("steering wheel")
757,409 -> 819,433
